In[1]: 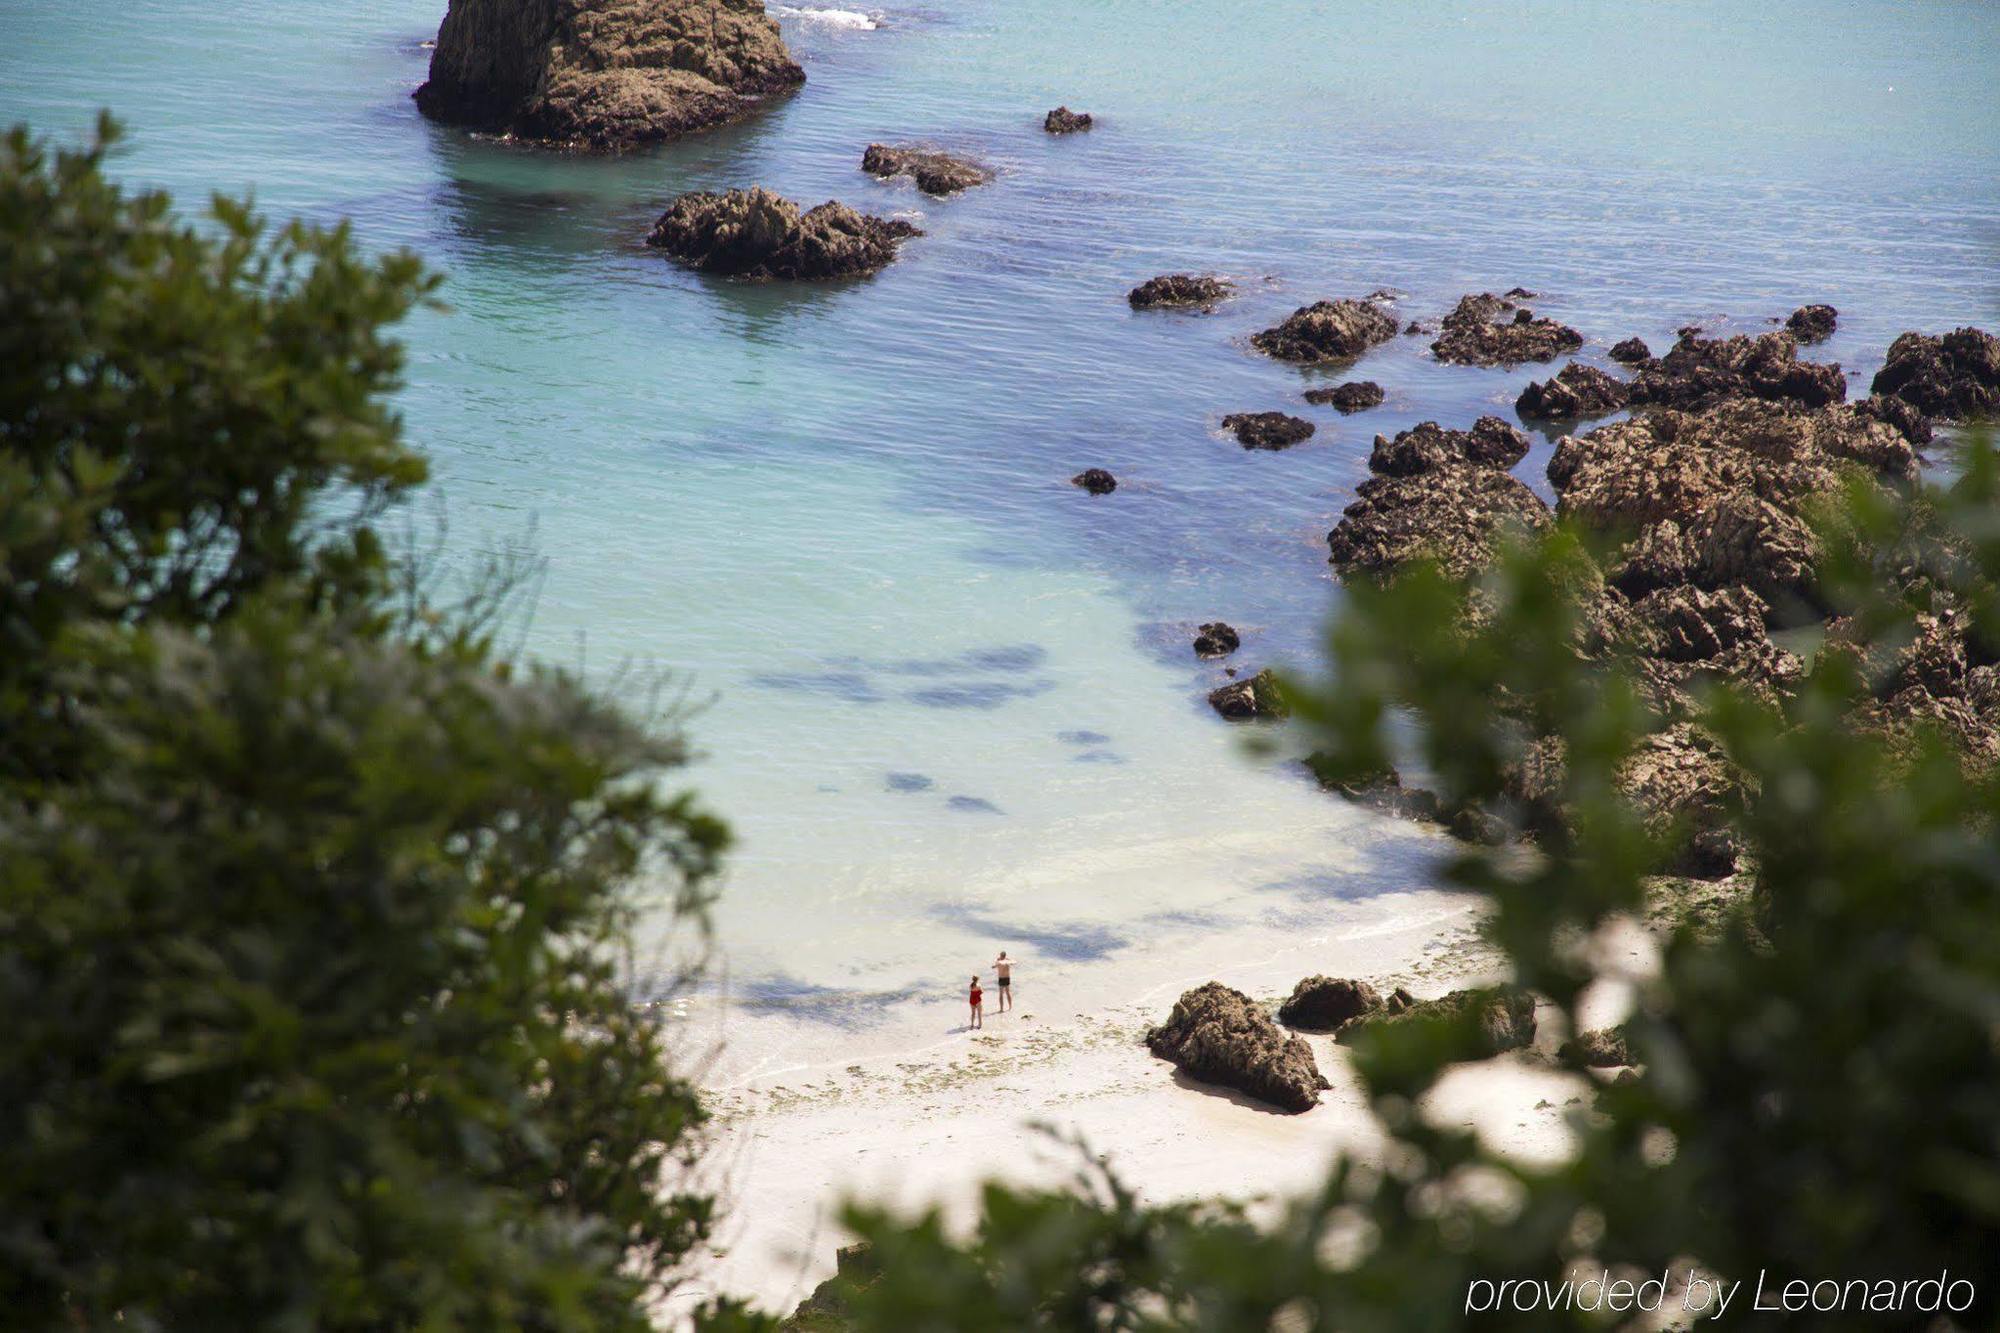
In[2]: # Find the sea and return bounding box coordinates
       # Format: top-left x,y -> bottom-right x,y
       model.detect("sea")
6,0 -> 1998,1083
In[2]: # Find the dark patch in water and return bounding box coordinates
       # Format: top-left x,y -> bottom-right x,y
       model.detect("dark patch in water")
905,678 -> 1054,710
730,971 -> 928,1029
1072,749 -> 1125,765
931,903 -> 1127,961
1058,729 -> 1111,746
946,795 -> 1003,814
749,670 -> 884,703
886,771 -> 935,792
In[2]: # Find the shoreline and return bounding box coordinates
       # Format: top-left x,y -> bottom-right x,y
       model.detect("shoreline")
665,881 -> 1643,1322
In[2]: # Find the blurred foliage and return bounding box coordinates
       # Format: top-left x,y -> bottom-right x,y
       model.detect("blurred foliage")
0,118 -> 728,1329
743,426 -> 2000,1328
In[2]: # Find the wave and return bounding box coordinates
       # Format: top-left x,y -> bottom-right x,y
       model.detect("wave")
770,5 -> 883,30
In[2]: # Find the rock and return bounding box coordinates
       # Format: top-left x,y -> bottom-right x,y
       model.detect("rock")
1145,982 -> 1329,1112
1303,380 -> 1385,413
1369,417 -> 1531,477
1430,293 -> 1583,367
1619,724 -> 1743,878
1548,400 -> 1916,610
1403,320 -> 1431,337
1337,985 -> 1536,1057
1328,421 -> 1549,583
1515,363 -> 1629,421
1608,336 -> 1653,365
1625,329 -> 1846,411
782,1243 -> 878,1329
1071,468 -> 1117,494
1629,585 -> 1769,663
1193,622 -> 1240,659
1128,273 -> 1233,309
1277,976 -> 1382,1031
646,187 -> 920,280
1221,411 -> 1316,450
1503,286 -> 1539,299
1207,668 -> 1287,721
1870,327 -> 2000,421
1785,303 -> 1838,344
1385,987 -> 1417,1013
1251,300 -> 1399,364
1561,1027 -> 1632,1068
1853,392 -> 1933,446
414,0 -> 804,151
1304,757 -> 1446,824
1044,106 -> 1093,133
860,144 -> 988,195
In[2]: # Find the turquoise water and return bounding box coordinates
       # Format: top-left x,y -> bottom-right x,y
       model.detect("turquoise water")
8,0 -> 2000,1076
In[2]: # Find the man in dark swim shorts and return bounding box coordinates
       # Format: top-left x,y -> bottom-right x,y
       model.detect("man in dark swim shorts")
992,951 -> 1014,1013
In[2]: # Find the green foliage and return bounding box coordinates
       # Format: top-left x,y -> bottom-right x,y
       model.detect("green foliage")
0,118 -> 728,1329
768,437 -> 2000,1330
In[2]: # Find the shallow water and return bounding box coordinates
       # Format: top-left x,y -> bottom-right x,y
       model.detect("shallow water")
7,0 -> 1999,1076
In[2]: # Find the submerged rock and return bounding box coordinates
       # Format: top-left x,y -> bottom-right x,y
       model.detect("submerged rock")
1336,985 -> 1536,1057
1043,105 -> 1093,133
1625,328 -> 1846,411
1277,976 -> 1382,1031
1329,418 -> 1548,581
860,144 -> 988,195
1870,326 -> 2000,421
1304,756 -> 1446,825
1221,411 -> 1316,450
1251,300 -> 1399,364
1303,380 -> 1385,413
1071,468 -> 1117,494
1430,293 -> 1583,367
1145,982 -> 1329,1112
1128,273 -> 1233,309
1515,363 -> 1629,421
1207,668 -> 1287,721
1193,622 -> 1240,659
1785,303 -> 1838,344
646,187 -> 920,280
414,0 -> 804,151
1608,336 -> 1653,365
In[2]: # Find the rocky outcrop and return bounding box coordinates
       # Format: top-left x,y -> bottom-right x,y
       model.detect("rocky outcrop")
1608,337 -> 1653,365
1304,757 -> 1446,825
1625,329 -> 1846,411
414,0 -> 804,151
1548,400 -> 1916,609
1146,982 -> 1328,1112
1277,976 -> 1381,1031
1128,274 -> 1232,309
1336,985 -> 1536,1057
1870,327 -> 2000,421
1071,468 -> 1116,494
1516,363 -> 1629,421
1221,411 -> 1315,450
1193,622 -> 1240,659
1853,392 -> 1933,446
1252,300 -> 1399,364
1785,304 -> 1838,344
1303,380 -> 1384,413
646,187 -> 919,280
1044,106 -> 1093,133
1430,293 -> 1583,367
1329,418 -> 1548,581
1561,1027 -> 1632,1068
1207,668 -> 1287,721
861,144 -> 988,195
782,1243 -> 878,1330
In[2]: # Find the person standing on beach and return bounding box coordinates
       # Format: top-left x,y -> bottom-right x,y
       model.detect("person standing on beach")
992,952 -> 1014,1012
968,974 -> 983,1030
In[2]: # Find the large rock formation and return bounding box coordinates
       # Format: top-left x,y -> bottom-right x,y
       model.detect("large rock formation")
1624,329 -> 1846,412
1328,417 -> 1547,581
1515,363 -> 1629,421
414,0 -> 804,151
861,144 -> 988,195
1785,303 -> 1838,344
1221,411 -> 1315,450
1430,293 -> 1583,367
1870,327 -> 2000,422
1146,982 -> 1329,1112
1335,985 -> 1536,1057
1252,300 -> 1399,364
645,187 -> 919,280
1128,274 -> 1232,309
1277,976 -> 1381,1031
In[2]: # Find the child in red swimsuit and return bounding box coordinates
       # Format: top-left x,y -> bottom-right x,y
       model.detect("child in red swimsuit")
968,976 -> 983,1030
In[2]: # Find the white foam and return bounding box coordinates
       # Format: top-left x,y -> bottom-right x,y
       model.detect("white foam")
771,5 -> 882,30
